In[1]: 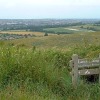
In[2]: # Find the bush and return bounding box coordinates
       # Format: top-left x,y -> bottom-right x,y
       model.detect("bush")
44,33 -> 48,36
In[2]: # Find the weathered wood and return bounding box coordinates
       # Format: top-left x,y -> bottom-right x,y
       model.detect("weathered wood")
69,60 -> 73,68
78,68 -> 99,75
78,58 -> 100,68
72,54 -> 78,87
70,54 -> 100,86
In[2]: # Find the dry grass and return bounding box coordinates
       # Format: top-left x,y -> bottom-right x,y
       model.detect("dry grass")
0,31 -> 45,37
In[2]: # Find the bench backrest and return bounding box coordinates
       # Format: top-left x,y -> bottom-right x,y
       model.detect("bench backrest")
69,54 -> 100,87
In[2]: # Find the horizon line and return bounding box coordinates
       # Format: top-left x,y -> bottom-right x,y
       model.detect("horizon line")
0,18 -> 100,20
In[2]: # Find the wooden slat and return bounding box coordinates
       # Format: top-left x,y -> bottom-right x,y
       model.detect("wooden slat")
78,68 -> 100,75
78,58 -> 100,68
92,59 -> 100,66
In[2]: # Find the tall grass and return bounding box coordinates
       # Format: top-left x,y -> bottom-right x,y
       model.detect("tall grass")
0,44 -> 100,100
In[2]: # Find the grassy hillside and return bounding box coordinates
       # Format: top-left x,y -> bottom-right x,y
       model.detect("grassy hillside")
1,31 -> 100,49
0,30 -> 100,100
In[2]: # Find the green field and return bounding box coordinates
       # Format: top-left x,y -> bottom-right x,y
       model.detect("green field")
43,25 -> 99,34
0,30 -> 100,100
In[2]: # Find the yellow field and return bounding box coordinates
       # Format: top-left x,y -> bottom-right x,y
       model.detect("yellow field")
0,31 -> 45,37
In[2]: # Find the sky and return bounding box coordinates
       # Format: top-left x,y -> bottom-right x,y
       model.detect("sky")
0,0 -> 100,19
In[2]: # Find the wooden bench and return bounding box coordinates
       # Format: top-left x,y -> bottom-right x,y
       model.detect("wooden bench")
70,54 -> 100,87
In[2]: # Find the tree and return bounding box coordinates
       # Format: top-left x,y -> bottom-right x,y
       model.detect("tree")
44,33 -> 48,36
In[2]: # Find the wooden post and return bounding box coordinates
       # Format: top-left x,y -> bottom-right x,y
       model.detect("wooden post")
99,54 -> 100,83
69,60 -> 74,75
69,60 -> 73,69
72,54 -> 78,87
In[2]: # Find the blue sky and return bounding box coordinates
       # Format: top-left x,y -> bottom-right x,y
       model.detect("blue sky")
0,0 -> 100,19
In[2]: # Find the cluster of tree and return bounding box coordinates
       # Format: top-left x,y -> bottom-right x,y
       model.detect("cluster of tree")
93,21 -> 100,26
80,25 -> 100,31
44,30 -> 72,35
94,21 -> 100,24
87,27 -> 100,31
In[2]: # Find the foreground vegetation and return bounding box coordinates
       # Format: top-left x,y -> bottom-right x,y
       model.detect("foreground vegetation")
0,41 -> 100,100
0,30 -> 100,100
0,19 -> 100,99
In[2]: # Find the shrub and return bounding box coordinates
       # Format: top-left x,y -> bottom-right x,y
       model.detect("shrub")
44,33 -> 48,36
